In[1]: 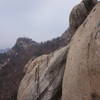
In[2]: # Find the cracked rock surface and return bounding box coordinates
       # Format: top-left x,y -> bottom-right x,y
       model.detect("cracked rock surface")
17,46 -> 69,100
62,3 -> 100,100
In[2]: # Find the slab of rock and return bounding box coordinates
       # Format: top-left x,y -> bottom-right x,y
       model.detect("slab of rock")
62,3 -> 100,100
17,46 -> 69,100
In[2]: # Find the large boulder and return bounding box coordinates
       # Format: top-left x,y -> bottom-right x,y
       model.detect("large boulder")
69,2 -> 88,28
62,0 -> 97,44
17,46 -> 69,100
62,3 -> 100,100
69,0 -> 97,29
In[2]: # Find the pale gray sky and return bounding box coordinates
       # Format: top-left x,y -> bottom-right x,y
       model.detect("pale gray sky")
0,0 -> 81,49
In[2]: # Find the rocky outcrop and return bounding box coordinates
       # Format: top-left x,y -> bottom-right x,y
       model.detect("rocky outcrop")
69,1 -> 88,28
62,3 -> 100,100
62,0 -> 97,43
69,0 -> 97,28
17,1 -> 99,100
0,38 -> 40,100
0,0 -> 99,100
0,35 -> 69,100
17,46 -> 69,100
0,36 -> 68,100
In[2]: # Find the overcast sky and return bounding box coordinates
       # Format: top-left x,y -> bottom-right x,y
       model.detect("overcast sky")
0,0 -> 81,49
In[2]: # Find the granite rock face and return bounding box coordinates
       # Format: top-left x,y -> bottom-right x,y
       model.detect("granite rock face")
17,1 -> 99,100
17,46 -> 69,100
62,3 -> 100,100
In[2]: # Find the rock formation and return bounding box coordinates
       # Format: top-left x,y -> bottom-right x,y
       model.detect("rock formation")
69,0 -> 97,28
62,0 -> 97,43
17,46 -> 69,100
0,0 -> 99,100
0,36 -> 68,100
62,3 -> 100,100
17,1 -> 100,100
0,33 -> 69,100
0,38 -> 40,100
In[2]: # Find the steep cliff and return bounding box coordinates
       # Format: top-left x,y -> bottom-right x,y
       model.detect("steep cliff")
62,2 -> 100,100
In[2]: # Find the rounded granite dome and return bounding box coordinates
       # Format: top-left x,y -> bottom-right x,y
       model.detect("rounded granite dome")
69,0 -> 97,29
69,2 -> 88,28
